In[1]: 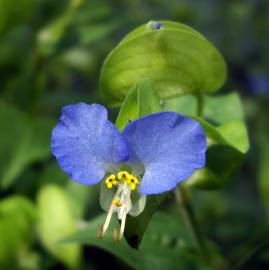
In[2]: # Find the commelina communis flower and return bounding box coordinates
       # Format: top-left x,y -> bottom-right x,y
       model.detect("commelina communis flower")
51,103 -> 207,240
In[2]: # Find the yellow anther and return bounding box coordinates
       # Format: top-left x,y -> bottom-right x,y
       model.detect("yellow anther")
97,224 -> 104,239
117,171 -> 130,181
126,175 -> 140,190
105,174 -> 118,189
114,228 -> 120,241
112,197 -> 123,207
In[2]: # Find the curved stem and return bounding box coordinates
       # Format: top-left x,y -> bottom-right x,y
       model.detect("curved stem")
174,186 -> 208,259
196,93 -> 204,117
232,238 -> 269,270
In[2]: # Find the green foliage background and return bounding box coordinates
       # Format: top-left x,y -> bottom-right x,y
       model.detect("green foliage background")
0,0 -> 269,269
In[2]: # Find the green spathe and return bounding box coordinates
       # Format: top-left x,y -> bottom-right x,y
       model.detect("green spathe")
100,20 -> 227,106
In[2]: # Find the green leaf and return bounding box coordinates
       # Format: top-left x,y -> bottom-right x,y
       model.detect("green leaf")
203,93 -> 244,124
100,20 -> 226,106
163,92 -> 244,124
120,20 -> 207,44
0,102 -> 53,189
193,117 -> 249,154
115,80 -> 161,131
64,212 -> 213,270
63,214 -> 140,269
124,194 -> 167,248
216,120 -> 249,153
0,196 -> 36,269
187,144 -> 244,189
186,118 -> 248,189
37,185 -> 81,270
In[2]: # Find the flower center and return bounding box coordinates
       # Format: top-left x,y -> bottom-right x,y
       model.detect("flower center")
105,171 -> 140,190
98,171 -> 140,240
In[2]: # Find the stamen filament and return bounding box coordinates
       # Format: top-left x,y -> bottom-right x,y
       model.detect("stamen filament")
100,184 -> 124,238
119,206 -> 128,240
113,228 -> 119,241
100,171 -> 139,240
97,224 -> 103,239
118,184 -> 131,240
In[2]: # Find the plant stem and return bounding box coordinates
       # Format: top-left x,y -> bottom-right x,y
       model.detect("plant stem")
196,93 -> 204,117
232,239 -> 269,270
174,186 -> 207,259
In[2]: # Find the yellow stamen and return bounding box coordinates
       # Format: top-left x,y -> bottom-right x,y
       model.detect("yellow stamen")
117,171 -> 130,181
105,174 -> 118,189
112,197 -> 123,207
126,175 -> 140,190
100,171 -> 140,240
130,183 -> 136,190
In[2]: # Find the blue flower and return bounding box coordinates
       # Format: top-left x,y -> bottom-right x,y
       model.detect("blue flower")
51,103 -> 207,239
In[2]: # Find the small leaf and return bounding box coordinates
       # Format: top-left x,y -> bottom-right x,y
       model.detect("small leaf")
217,120 -> 249,153
115,79 -> 161,131
115,84 -> 140,131
193,117 -> 249,154
37,185 -> 81,269
163,92 -> 244,125
203,93 -> 244,124
100,20 -> 226,106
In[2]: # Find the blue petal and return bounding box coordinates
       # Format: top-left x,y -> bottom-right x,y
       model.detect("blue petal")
122,112 -> 207,195
51,103 -> 128,185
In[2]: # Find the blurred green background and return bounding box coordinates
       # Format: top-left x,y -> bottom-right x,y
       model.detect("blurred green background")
0,0 -> 269,269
